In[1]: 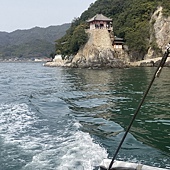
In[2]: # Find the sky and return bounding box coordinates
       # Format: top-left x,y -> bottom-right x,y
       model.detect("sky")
0,0 -> 96,32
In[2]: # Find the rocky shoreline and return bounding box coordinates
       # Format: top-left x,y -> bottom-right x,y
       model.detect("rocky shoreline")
129,57 -> 170,67
44,56 -> 170,68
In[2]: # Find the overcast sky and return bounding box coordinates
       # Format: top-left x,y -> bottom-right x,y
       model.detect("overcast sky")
0,0 -> 96,32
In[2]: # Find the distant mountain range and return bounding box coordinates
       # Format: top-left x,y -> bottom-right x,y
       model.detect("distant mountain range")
0,23 -> 71,60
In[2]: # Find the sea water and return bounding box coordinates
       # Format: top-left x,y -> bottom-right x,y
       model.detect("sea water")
0,62 -> 169,170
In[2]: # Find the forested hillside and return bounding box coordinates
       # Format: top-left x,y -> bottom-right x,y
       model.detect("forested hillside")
0,23 -> 70,60
56,0 -> 170,60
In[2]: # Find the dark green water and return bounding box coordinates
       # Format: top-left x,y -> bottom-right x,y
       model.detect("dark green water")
0,63 -> 169,169
62,67 -> 170,167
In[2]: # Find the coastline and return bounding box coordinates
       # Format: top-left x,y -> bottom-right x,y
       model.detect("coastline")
43,56 -> 170,68
1,56 -> 170,68
129,57 -> 170,67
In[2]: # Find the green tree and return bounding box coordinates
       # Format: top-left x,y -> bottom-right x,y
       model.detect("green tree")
70,24 -> 88,54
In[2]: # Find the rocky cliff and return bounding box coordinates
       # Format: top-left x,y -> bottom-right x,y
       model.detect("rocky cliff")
145,6 -> 170,59
71,29 -> 129,68
45,29 -> 129,68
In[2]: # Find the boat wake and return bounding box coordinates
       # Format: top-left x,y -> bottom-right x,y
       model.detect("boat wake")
0,103 -> 108,170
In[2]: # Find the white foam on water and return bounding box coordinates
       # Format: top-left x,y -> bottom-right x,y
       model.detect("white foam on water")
0,103 -> 37,142
58,128 -> 108,170
0,103 -> 108,170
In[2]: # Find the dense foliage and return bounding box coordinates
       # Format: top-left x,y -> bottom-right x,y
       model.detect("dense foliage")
0,39 -> 54,59
56,0 -> 170,60
55,20 -> 88,56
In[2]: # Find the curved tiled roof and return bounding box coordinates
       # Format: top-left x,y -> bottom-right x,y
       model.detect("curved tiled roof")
87,14 -> 112,22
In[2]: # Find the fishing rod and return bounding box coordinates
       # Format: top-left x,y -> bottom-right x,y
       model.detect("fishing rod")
107,43 -> 170,170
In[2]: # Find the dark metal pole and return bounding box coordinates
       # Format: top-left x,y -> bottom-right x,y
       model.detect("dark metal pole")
108,44 -> 170,170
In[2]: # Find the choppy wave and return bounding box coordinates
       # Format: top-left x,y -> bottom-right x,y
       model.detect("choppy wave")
0,103 -> 108,170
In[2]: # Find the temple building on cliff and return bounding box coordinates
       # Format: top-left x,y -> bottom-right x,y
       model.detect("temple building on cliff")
87,14 -> 113,31
87,14 -> 124,49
